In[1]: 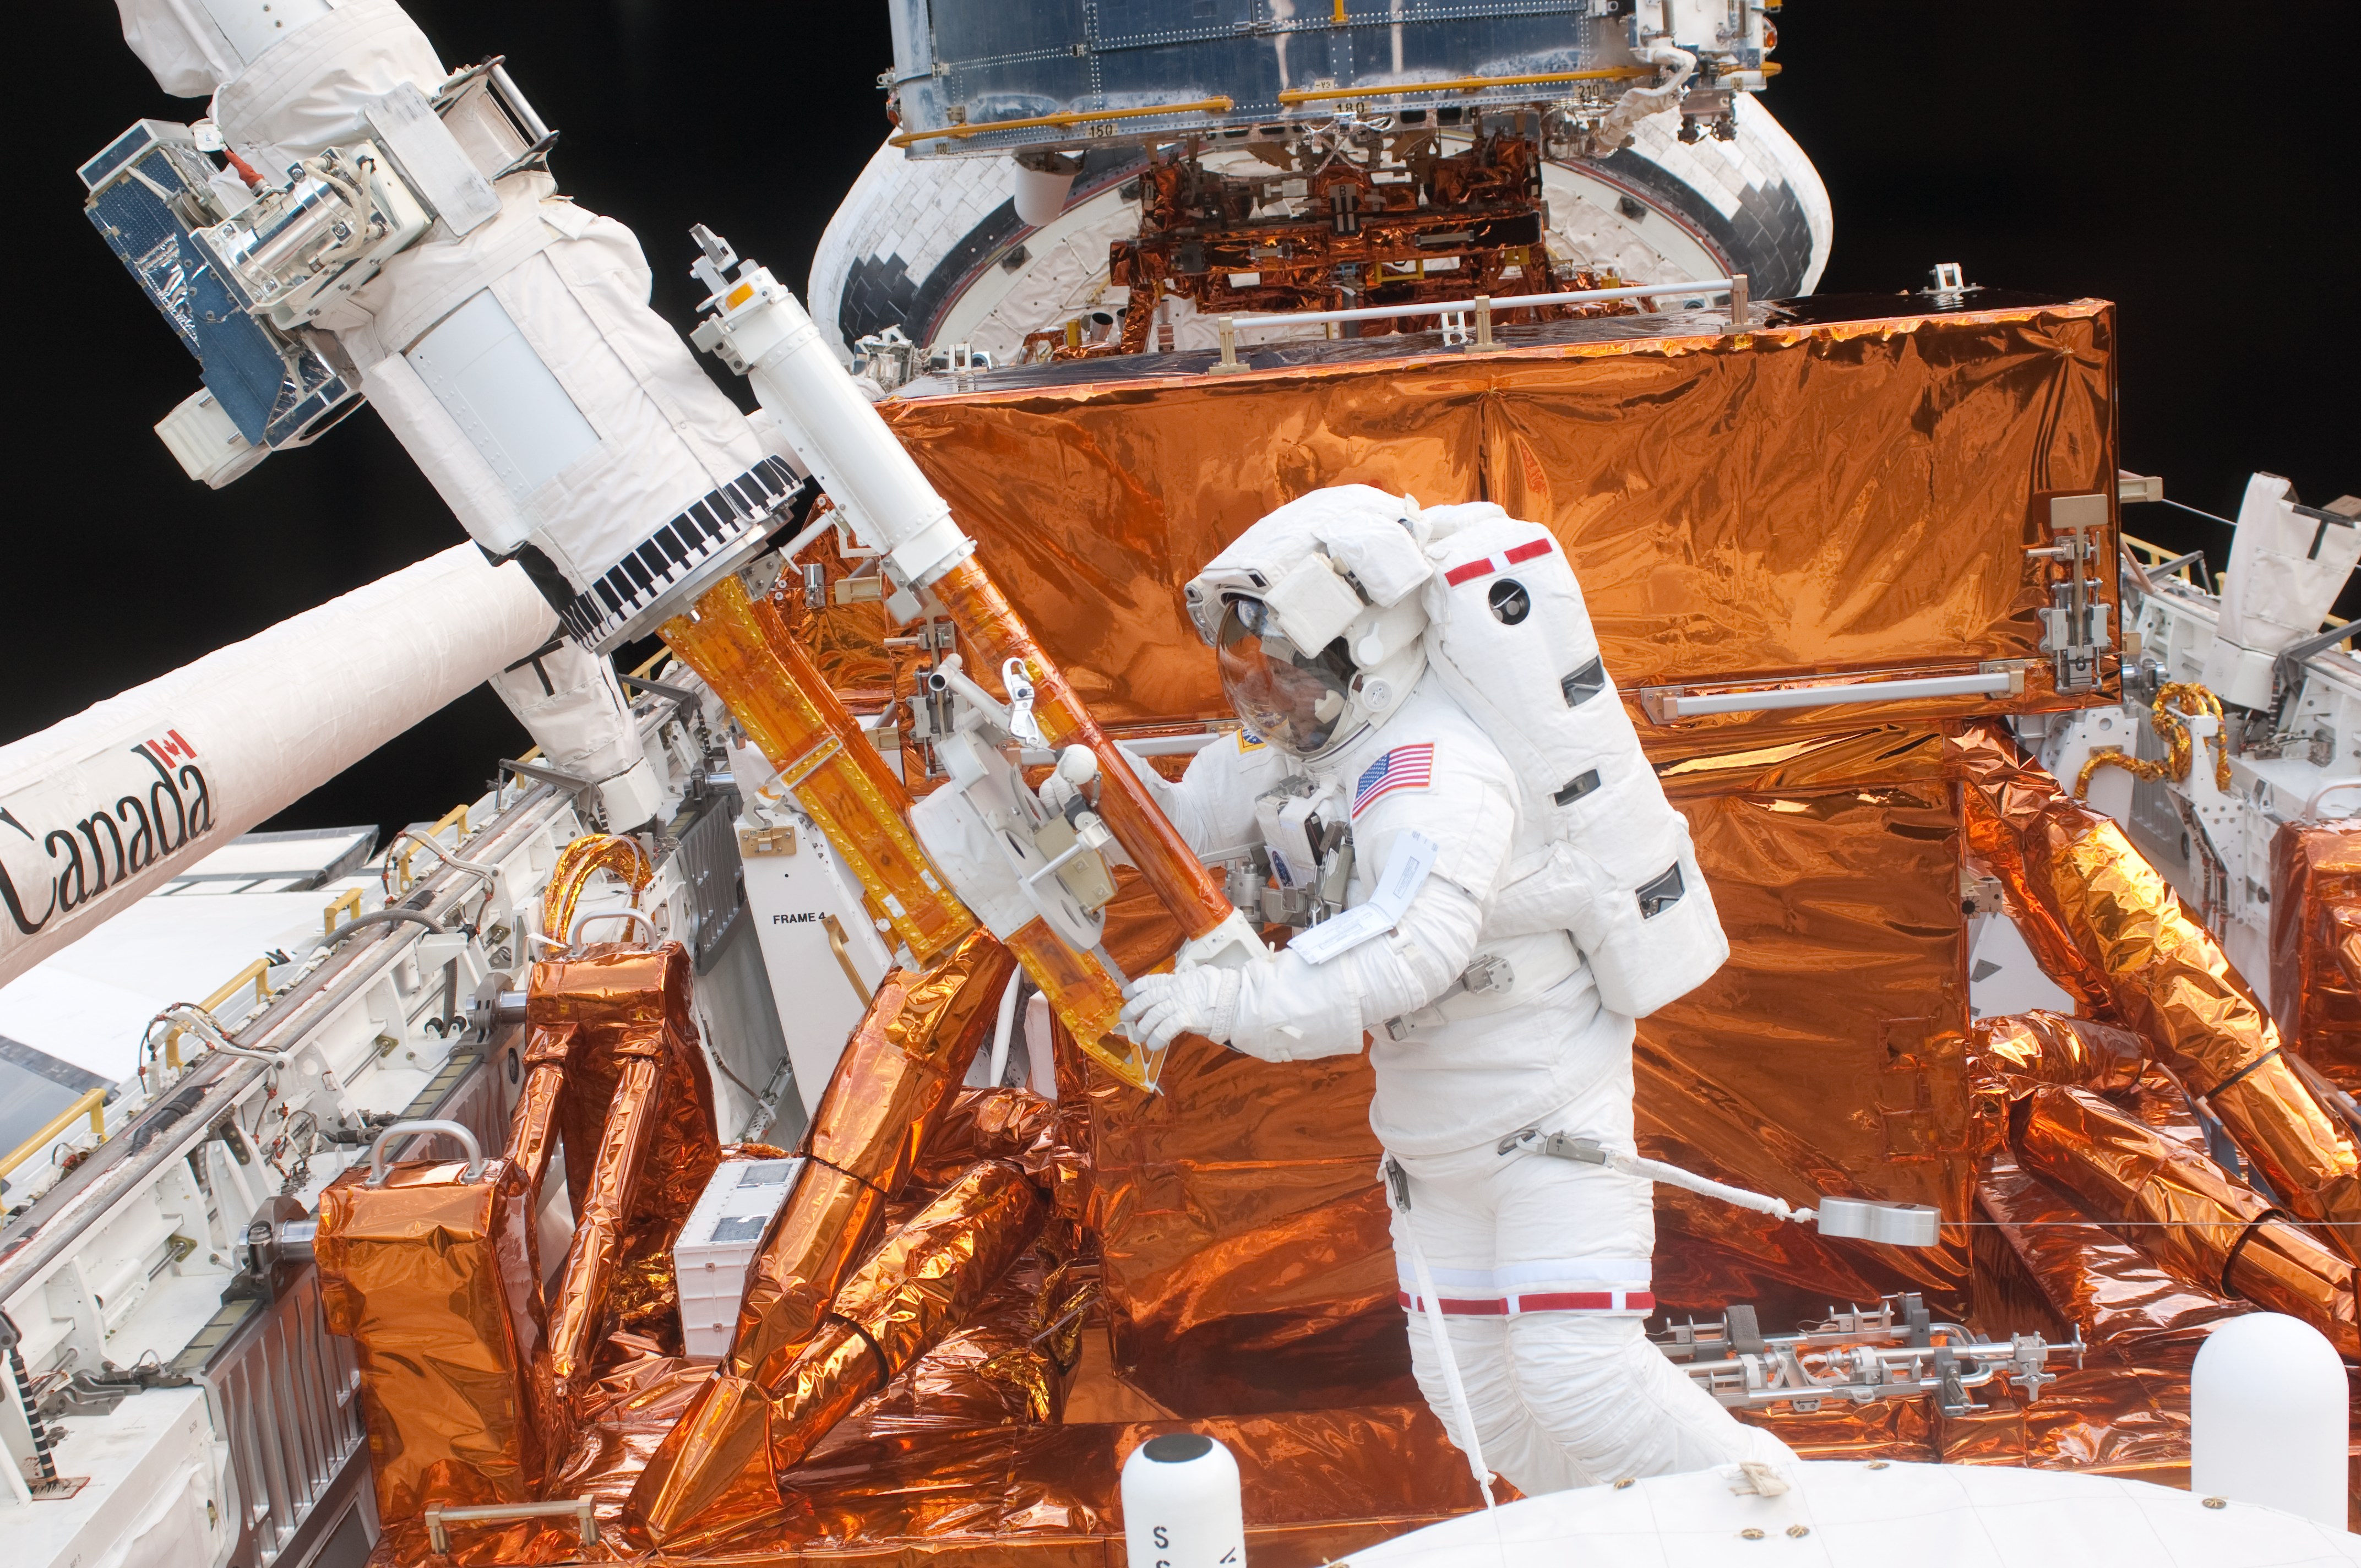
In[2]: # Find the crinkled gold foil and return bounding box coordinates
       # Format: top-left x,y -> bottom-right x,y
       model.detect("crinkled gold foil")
2015,1084 -> 2357,1355
1956,723 -> 2361,1260
882,301 -> 2117,749
2271,818 -> 2361,1094
731,930 -> 1015,1384
549,1055 -> 666,1393
541,834 -> 652,949
317,1156 -> 550,1525
529,943 -> 723,1360
632,1161 -> 1047,1550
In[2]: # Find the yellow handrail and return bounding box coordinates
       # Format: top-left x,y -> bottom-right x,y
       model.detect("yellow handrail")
391,802 -> 474,891
891,96 -> 1234,148
0,1087 -> 109,1183
323,887 -> 362,935
167,955 -> 276,1068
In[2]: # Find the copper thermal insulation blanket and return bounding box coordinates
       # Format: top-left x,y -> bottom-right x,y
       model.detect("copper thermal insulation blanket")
316,1155 -> 553,1523
731,929 -> 1014,1385
1956,723 -> 2361,1258
626,1159 -> 1045,1550
529,942 -> 723,1359
879,298 -> 2118,751
2014,1084 -> 2357,1354
2272,817 -> 2361,1093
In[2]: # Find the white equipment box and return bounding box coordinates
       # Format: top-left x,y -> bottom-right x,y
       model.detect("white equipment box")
673,1156 -> 800,1358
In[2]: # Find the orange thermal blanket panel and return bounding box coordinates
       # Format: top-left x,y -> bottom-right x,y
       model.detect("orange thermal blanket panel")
735,929 -> 1015,1381
629,1161 -> 1046,1550
1969,1012 -> 2151,1097
2271,818 -> 2361,1094
623,932 -> 1013,1542
2014,1085 -> 2358,1356
1958,725 -> 2361,1261
315,1156 -> 550,1522
529,942 -> 724,1355
662,573 -> 975,967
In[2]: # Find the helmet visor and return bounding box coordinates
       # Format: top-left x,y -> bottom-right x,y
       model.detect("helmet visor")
1215,598 -> 1355,756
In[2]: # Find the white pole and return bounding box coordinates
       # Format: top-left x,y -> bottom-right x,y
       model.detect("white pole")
2190,1312 -> 2348,1527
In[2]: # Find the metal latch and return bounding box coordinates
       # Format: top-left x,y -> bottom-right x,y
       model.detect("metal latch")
2030,492 -> 2113,693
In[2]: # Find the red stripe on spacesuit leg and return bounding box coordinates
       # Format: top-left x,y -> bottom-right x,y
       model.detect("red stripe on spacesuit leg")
1503,538 -> 1553,565
1444,558 -> 1496,586
1399,1290 -> 1656,1315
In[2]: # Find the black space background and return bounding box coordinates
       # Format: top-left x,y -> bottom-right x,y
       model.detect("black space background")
8,2 -> 2356,847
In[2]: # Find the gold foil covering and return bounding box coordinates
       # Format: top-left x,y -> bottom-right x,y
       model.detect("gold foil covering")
627,934 -> 1015,1540
881,301 -> 2118,749
1971,1012 -> 2150,1096
1957,723 -> 2361,1260
529,943 -> 724,1356
732,929 -> 1015,1383
663,573 -> 975,966
2015,1084 -> 2357,1353
540,834 -> 652,949
2271,817 -> 2361,1093
630,1161 -> 1047,1550
317,1156 -> 550,1524
548,1055 -> 666,1392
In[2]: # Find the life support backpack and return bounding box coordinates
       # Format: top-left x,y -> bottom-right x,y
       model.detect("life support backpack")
1413,503 -> 1729,1018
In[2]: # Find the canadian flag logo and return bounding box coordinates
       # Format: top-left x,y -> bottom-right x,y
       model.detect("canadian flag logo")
145,730 -> 198,765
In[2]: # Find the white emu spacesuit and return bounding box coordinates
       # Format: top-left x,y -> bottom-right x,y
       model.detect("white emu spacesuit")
1117,486 -> 1796,1496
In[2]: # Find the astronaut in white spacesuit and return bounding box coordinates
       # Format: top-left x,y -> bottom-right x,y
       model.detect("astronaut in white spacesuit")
1113,485 -> 1795,1497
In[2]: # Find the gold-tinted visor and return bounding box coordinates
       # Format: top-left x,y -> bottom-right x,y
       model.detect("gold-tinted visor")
1215,598 -> 1353,757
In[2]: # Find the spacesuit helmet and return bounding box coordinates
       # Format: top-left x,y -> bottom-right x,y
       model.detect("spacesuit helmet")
1185,486 -> 1436,761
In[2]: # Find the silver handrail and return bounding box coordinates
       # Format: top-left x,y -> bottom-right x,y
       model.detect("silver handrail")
425,1495 -> 597,1554
568,907 -> 660,947
365,1119 -> 484,1185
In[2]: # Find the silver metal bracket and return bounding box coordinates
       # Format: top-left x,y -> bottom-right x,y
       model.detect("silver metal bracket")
2032,492 -> 2114,693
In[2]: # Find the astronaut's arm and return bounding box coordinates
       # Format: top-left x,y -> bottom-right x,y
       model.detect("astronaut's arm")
1225,874 -> 1484,1060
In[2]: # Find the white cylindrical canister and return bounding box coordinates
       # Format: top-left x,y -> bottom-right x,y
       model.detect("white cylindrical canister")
2190,1311 -> 2349,1528
1121,1432 -> 1246,1568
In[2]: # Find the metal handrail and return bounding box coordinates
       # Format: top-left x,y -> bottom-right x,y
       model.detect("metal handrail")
568,907 -> 659,948
0,1088 -> 108,1183
366,1120 -> 485,1186
425,1495 -> 597,1554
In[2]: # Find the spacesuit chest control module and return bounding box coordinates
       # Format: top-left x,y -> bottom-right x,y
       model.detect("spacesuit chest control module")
1118,485 -> 1793,1496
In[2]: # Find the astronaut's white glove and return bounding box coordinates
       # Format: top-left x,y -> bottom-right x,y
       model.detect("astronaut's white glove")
1119,966 -> 1243,1051
1037,743 -> 1097,818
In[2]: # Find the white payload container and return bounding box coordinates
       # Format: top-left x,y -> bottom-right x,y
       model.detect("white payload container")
673,1156 -> 801,1358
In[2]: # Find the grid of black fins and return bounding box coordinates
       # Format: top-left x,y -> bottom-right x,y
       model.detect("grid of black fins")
556,456 -> 800,643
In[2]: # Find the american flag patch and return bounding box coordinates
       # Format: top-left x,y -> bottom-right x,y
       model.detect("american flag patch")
1352,743 -> 1436,818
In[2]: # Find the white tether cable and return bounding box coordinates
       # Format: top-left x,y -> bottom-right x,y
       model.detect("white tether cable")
1385,1158 -> 1497,1512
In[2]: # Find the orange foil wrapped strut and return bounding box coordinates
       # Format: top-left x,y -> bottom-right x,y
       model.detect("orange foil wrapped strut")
1970,1012 -> 2150,1096
540,833 -> 652,949
315,1155 -> 551,1523
548,1054 -> 666,1395
625,935 -> 1011,1549
1956,725 -> 2361,1259
924,554 -> 1235,946
629,1160 -> 1047,1550
528,943 -> 723,1347
730,930 -> 1015,1385
661,574 -> 975,967
2271,818 -> 2361,1092
2015,1085 -> 2358,1357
